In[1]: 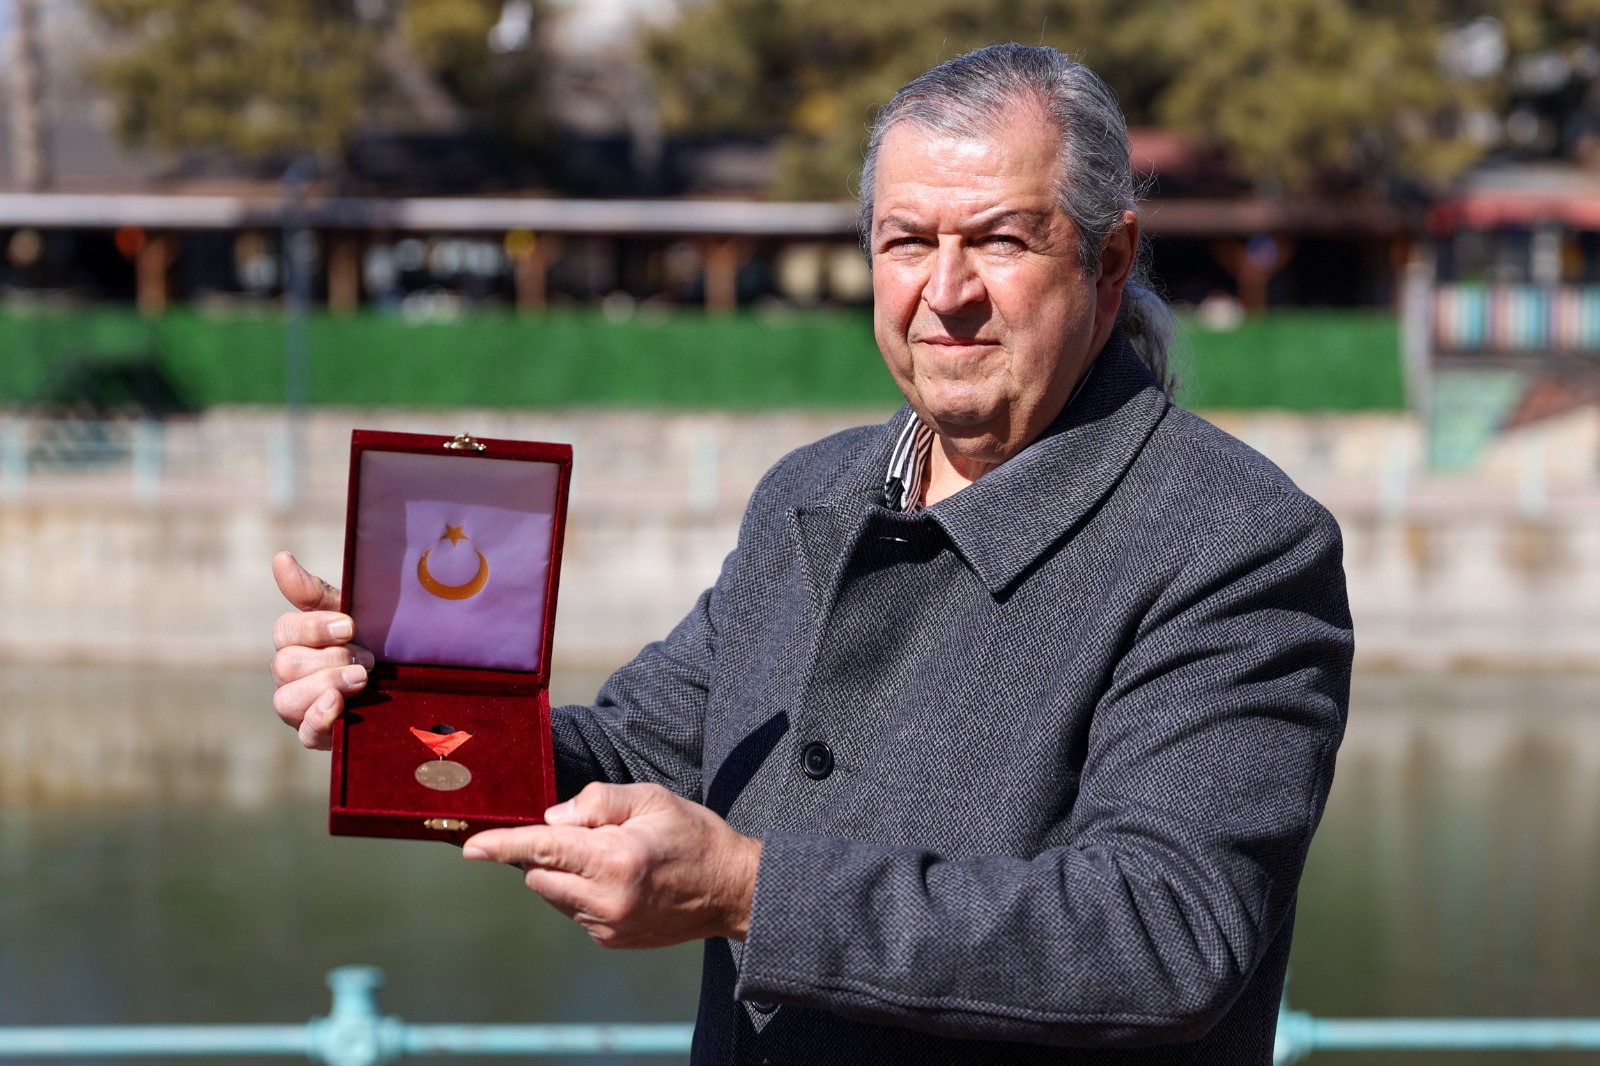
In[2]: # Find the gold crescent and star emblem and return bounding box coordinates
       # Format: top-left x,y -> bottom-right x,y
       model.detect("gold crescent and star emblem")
417,522 -> 490,601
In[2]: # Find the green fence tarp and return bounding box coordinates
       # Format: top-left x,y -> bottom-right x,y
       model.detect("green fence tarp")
0,307 -> 1403,412
1176,313 -> 1403,411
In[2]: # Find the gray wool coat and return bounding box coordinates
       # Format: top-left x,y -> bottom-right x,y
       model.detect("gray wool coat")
552,332 -> 1353,1065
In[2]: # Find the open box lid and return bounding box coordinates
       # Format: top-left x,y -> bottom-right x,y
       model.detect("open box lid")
338,430 -> 572,689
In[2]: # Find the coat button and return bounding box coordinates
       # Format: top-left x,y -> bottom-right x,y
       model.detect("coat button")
801,742 -> 833,780
750,1000 -> 778,1014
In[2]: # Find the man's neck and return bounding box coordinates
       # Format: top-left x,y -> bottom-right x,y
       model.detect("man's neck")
915,350 -> 1107,508
922,437 -> 1000,508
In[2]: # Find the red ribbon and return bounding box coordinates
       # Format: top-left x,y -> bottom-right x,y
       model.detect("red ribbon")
410,727 -> 472,759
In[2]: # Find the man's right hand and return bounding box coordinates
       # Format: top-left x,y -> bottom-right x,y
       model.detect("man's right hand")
271,551 -> 373,750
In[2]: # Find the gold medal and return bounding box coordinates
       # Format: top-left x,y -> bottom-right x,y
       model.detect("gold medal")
410,724 -> 474,792
415,759 -> 472,791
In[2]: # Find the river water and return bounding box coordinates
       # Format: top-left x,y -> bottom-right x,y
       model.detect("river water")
2,666 -> 1599,1065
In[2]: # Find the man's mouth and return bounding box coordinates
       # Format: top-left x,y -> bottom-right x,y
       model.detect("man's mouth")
918,337 -> 995,348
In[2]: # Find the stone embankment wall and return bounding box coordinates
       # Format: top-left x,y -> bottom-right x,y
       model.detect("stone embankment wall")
1,407 -> 1597,674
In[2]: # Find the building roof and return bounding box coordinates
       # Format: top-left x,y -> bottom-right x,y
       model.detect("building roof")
0,192 -> 861,237
0,190 -> 1416,239
1430,163 -> 1600,231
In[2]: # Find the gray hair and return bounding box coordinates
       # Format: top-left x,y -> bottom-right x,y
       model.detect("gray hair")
858,43 -> 1176,393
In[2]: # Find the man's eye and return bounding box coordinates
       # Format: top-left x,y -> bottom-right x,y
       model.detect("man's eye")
881,236 -> 930,253
981,235 -> 1024,248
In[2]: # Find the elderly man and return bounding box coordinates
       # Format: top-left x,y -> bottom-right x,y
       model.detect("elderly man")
271,44 -> 1350,1065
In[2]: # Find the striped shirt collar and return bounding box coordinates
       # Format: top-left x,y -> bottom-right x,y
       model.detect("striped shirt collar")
881,361 -> 1099,513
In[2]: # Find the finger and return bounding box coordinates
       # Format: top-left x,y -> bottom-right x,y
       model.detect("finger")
520,867 -> 613,923
272,663 -> 368,735
272,610 -> 358,653
271,642 -> 374,685
535,892 -> 582,923
296,688 -> 342,750
464,824 -> 600,872
273,551 -> 341,613
545,781 -> 669,828
463,825 -> 555,866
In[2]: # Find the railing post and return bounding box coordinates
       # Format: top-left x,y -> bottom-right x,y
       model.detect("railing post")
1400,254 -> 1434,417
1517,431 -> 1547,519
304,966 -> 401,1066
1379,423 -> 1410,517
268,419 -> 296,510
0,418 -> 25,501
132,420 -> 161,506
689,424 -> 720,515
1274,1001 -> 1314,1065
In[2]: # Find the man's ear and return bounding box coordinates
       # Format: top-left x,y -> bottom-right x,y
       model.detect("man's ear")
1095,210 -> 1139,329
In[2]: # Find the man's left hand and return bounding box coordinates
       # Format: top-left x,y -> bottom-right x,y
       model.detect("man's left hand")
463,782 -> 762,949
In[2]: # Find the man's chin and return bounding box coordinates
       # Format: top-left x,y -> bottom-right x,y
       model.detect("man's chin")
913,406 -> 1008,450
914,399 -> 999,435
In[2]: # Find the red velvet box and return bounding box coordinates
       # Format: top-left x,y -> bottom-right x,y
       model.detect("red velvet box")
330,430 -> 571,843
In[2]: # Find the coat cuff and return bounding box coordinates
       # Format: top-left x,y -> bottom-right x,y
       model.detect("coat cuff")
735,830 -> 856,1005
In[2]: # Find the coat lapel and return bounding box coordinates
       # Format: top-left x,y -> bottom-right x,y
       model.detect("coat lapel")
927,332 -> 1169,596
786,410 -> 909,606
784,331 -> 1168,601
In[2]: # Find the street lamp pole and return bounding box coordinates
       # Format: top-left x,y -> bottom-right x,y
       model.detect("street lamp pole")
277,157 -> 317,508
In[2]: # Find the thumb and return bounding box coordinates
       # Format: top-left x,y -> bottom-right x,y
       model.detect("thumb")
273,551 -> 341,612
545,782 -> 666,828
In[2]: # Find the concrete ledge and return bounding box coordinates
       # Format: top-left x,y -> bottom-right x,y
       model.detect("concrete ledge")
2,409 -> 1597,673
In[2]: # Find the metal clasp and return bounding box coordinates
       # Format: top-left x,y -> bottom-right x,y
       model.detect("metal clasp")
423,818 -> 469,831
443,434 -> 485,452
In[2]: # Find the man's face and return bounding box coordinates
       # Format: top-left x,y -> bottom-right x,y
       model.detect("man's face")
870,103 -> 1131,462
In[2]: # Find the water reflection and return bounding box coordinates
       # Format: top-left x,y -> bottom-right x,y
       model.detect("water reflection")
0,664 -> 696,1066
1290,672 -> 1600,1065
0,665 -> 616,806
2,666 -> 1599,1066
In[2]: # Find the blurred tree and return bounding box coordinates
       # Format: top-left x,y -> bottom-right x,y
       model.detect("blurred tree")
394,0 -> 546,145
1146,0 -> 1486,192
85,0 -> 546,168
87,0 -> 377,161
8,0 -> 52,189
644,0 -> 1490,198
1465,0 -> 1600,165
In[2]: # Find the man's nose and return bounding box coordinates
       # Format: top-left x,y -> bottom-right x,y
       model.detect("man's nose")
923,239 -> 985,314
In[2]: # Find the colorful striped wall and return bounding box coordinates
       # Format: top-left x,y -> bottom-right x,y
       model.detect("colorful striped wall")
1435,283 -> 1600,353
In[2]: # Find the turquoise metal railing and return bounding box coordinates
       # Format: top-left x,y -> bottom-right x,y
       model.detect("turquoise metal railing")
0,967 -> 693,1063
4,965 -> 1600,1062
1274,1006 -> 1600,1062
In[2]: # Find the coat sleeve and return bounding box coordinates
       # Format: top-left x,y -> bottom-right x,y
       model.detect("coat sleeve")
548,581 -> 718,802
734,491 -> 1352,1047
547,444 -> 800,801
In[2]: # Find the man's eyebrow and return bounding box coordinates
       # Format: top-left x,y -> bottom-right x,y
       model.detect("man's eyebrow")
874,214 -> 926,237
873,209 -> 1053,239
974,209 -> 1051,236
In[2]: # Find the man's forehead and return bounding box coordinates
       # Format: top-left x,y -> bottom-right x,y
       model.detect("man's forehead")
879,103 -> 1058,157
886,91 -> 1054,141
870,108 -> 1066,230
875,101 -> 1061,171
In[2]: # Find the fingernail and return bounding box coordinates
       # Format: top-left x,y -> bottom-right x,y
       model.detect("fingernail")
341,664 -> 367,687
328,618 -> 353,640
462,847 -> 488,861
544,801 -> 574,822
311,690 -> 338,730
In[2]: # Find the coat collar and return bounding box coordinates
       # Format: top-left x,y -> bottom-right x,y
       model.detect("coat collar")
793,330 -> 1169,600
925,331 -> 1169,594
